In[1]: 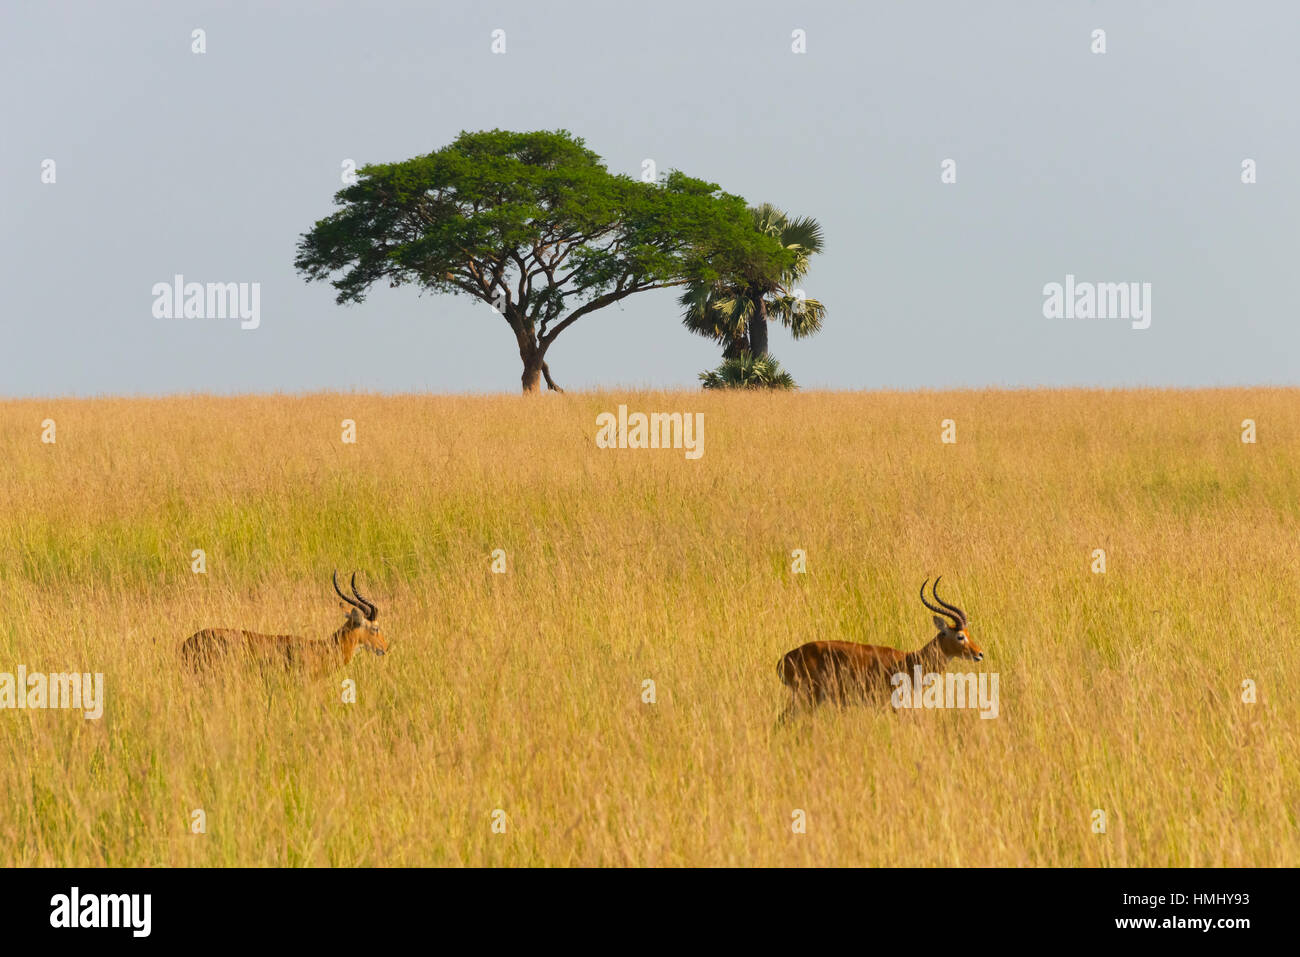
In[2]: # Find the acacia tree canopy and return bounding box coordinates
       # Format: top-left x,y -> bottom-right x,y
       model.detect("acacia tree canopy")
295,129 -> 791,392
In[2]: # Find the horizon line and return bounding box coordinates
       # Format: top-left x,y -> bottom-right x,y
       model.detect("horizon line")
3,383 -> 1298,402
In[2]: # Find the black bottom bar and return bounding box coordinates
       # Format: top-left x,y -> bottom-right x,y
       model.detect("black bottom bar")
0,867 -> 1275,943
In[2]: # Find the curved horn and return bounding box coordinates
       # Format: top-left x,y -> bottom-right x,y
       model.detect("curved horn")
920,577 -> 962,629
931,576 -> 968,628
350,572 -> 378,621
334,569 -> 367,615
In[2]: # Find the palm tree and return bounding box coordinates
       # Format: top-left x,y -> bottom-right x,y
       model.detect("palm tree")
681,203 -> 826,374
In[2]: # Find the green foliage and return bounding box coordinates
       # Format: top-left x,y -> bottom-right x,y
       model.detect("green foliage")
295,130 -> 789,389
699,352 -> 798,390
681,202 -> 827,360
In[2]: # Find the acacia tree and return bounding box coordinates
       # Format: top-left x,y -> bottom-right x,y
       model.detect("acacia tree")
295,129 -> 789,392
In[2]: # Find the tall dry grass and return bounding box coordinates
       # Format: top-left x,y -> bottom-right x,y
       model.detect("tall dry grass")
0,388 -> 1296,866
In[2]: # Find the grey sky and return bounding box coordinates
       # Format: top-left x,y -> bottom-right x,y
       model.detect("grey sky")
2,0 -> 1297,396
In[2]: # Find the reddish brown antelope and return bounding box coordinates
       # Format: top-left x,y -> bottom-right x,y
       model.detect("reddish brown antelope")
777,577 -> 983,720
182,570 -> 387,677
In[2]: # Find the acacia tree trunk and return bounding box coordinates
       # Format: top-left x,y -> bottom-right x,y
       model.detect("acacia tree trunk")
517,333 -> 562,393
521,357 -> 542,392
514,329 -> 537,392
541,361 -> 563,392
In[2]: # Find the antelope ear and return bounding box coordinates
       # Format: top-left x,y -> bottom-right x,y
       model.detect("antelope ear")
933,616 -> 949,632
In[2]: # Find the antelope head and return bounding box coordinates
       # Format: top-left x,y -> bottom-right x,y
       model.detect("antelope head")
334,569 -> 387,656
920,577 -> 983,662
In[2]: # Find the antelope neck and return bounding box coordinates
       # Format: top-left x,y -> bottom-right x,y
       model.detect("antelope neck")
902,635 -> 949,673
331,624 -> 361,663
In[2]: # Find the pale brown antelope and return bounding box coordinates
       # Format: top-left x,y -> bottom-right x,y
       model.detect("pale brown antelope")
182,570 -> 387,677
777,577 -> 983,720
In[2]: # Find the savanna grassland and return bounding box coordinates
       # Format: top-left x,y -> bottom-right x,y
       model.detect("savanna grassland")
0,388 -> 1297,866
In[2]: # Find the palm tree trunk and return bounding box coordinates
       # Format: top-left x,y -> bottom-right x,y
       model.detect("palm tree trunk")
749,298 -> 769,358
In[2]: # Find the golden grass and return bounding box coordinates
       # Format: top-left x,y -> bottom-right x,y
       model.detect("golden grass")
0,388 -> 1296,866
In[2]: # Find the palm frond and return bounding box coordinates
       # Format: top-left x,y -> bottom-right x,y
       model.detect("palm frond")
768,294 -> 826,338
777,215 -> 824,255
699,352 -> 798,390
